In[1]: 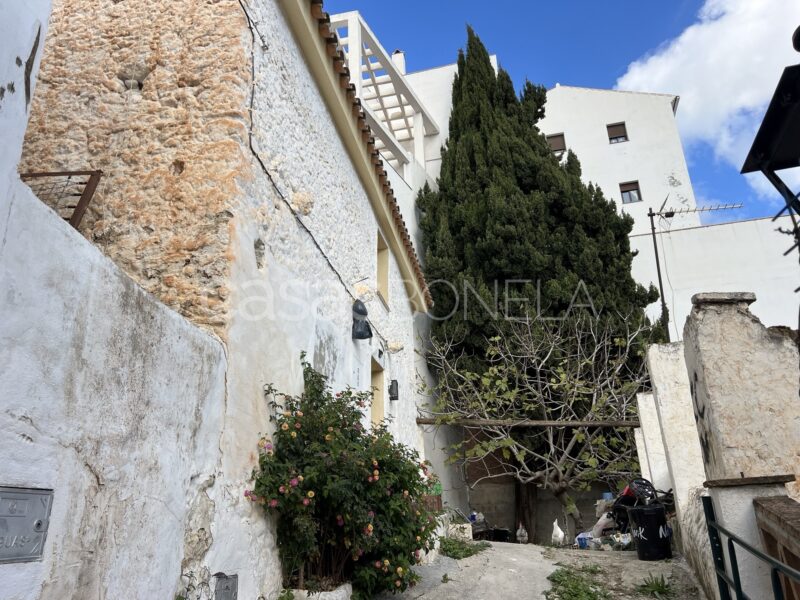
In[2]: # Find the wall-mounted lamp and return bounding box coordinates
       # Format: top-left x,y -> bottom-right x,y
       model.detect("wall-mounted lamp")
352,300 -> 373,340
389,379 -> 399,402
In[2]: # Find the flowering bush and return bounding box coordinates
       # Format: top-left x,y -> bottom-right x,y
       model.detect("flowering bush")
248,356 -> 438,599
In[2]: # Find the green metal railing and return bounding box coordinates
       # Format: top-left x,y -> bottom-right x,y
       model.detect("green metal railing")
703,496 -> 800,600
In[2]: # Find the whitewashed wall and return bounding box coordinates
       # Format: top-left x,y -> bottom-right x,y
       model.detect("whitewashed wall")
631,216 -> 800,337
0,0 -> 50,182
539,86 -> 700,235
0,170 -> 226,599
191,2 -> 464,596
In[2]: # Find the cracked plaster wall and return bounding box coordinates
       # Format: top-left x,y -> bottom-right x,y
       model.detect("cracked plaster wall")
0,181 -> 226,599
9,0 -> 459,597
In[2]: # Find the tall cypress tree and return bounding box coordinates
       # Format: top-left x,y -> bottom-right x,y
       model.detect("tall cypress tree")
418,28 -> 657,354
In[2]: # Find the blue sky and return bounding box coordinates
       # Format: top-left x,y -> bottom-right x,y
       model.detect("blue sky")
325,0 -> 800,224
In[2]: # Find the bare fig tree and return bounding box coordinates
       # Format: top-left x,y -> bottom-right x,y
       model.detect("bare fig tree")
420,314 -> 649,539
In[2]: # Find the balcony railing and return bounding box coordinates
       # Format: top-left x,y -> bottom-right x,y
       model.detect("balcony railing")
21,170 -> 102,229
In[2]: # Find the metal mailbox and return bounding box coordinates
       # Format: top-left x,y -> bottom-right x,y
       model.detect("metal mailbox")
0,486 -> 53,564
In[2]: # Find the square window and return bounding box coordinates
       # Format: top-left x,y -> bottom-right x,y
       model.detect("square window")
620,181 -> 642,204
546,133 -> 566,157
607,122 -> 628,144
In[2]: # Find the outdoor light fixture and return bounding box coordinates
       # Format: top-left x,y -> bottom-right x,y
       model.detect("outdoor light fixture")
352,299 -> 373,340
389,379 -> 399,402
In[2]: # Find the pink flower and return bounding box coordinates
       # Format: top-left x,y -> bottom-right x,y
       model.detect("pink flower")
279,485 -> 286,494
337,515 -> 345,526
265,443 -> 273,451
302,498 -> 310,506
290,478 -> 299,487
244,490 -> 252,499
375,561 -> 382,569
269,499 -> 279,508
368,476 -> 374,483
295,422 -> 302,430
368,511 -> 374,518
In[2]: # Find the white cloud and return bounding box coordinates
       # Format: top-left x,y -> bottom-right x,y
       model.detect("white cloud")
616,0 -> 800,204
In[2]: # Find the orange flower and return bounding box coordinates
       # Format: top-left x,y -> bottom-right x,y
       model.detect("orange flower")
281,423 -> 289,431
325,434 -> 333,442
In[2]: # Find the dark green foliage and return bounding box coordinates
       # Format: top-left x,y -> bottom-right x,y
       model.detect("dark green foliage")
419,27 -> 658,358
438,537 -> 491,560
249,356 -> 438,599
637,573 -> 673,598
546,567 -> 611,600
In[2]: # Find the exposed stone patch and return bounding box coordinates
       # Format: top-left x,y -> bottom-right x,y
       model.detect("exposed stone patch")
290,189 -> 314,215
182,477 -> 216,571
20,0 -> 252,336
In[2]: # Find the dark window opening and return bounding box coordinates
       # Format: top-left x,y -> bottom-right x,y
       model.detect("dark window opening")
620,181 -> 642,204
546,133 -> 566,157
607,122 -> 629,144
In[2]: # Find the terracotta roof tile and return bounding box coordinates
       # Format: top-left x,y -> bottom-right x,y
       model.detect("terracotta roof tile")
307,0 -> 432,308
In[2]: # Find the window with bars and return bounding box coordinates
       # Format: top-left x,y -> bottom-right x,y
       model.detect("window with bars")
607,122 -> 629,144
546,133 -> 566,157
620,181 -> 642,204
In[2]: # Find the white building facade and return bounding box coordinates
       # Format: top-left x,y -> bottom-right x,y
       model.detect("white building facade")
404,62 -> 797,335
538,85 -> 700,235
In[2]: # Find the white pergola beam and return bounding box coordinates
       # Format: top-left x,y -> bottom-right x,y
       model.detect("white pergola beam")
330,11 -> 439,136
363,105 -> 411,165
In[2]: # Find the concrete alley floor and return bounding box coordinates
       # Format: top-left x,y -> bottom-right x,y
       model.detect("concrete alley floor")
378,542 -> 706,600
379,542 -> 556,600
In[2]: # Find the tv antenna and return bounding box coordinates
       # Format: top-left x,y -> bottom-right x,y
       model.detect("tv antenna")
646,202 -> 743,341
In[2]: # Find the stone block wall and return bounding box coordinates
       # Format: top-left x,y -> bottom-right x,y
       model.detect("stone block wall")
20,0 -> 252,333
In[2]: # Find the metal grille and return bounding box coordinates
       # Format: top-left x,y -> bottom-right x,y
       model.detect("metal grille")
20,170 -> 102,229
